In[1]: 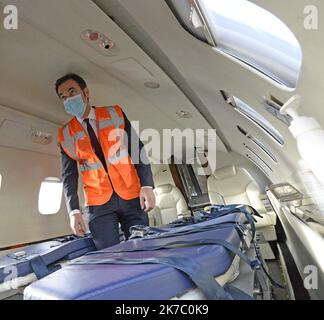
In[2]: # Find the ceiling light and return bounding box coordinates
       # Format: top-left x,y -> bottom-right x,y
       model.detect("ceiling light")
81,30 -> 118,56
176,110 -> 193,119
86,31 -> 100,41
144,81 -> 160,89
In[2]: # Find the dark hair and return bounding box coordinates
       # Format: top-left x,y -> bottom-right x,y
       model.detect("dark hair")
55,73 -> 87,96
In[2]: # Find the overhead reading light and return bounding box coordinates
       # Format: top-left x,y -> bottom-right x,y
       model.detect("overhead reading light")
31,131 -> 53,145
84,30 -> 114,49
176,110 -> 193,119
81,30 -> 119,56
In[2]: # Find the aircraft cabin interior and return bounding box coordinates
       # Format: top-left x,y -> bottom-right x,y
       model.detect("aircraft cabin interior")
0,0 -> 323,301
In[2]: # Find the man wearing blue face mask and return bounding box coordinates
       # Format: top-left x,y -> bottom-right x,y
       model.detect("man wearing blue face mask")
55,73 -> 156,250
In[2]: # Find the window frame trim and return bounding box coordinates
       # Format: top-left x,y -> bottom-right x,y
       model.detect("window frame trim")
222,91 -> 285,146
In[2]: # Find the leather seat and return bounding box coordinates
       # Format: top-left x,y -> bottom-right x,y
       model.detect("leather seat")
148,206 -> 163,227
154,184 -> 191,225
207,166 -> 276,229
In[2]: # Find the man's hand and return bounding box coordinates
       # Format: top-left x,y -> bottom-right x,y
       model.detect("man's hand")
70,213 -> 86,237
140,188 -> 156,213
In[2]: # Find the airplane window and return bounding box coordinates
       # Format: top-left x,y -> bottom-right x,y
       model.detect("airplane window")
165,0 -> 211,44
231,96 -> 285,145
38,177 -> 63,215
167,0 -> 302,88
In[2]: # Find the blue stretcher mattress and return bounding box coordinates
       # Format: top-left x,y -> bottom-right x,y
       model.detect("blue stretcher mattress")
24,212 -> 249,300
0,236 -> 95,284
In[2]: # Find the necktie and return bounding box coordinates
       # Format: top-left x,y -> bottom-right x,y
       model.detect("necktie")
84,119 -> 108,172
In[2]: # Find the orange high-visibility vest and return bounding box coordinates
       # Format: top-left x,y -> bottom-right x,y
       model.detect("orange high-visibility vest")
58,105 -> 141,206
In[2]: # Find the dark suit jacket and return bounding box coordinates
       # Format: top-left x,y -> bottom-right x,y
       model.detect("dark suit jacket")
60,108 -> 154,214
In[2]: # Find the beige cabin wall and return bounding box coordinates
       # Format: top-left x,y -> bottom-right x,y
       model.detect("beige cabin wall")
0,146 -> 71,248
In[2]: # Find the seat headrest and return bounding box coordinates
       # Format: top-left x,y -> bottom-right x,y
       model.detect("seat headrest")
213,165 -> 237,180
154,184 -> 173,195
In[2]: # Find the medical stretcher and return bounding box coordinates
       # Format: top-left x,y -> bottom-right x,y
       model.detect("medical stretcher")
23,205 -> 267,300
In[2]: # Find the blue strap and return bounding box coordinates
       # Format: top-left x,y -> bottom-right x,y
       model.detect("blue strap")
131,222 -> 249,242
210,204 -> 262,218
224,284 -> 254,300
130,204 -> 257,241
133,221 -> 237,235
71,205 -> 262,299
208,204 -> 259,239
71,255 -> 252,300
30,256 -> 51,279
253,242 -> 286,289
86,238 -> 261,271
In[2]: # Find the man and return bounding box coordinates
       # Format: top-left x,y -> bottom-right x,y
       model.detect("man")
56,73 -> 156,250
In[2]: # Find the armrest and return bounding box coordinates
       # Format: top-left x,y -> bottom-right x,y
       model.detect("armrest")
178,210 -> 191,219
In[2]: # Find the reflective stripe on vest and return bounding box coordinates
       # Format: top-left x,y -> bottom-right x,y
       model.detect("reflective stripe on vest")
62,126 -> 86,160
98,107 -> 123,131
62,106 -> 128,168
80,161 -> 101,172
99,107 -> 129,167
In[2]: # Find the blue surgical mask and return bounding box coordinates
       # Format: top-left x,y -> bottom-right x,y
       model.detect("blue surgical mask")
63,94 -> 87,118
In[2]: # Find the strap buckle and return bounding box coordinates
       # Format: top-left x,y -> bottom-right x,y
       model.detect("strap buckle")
235,222 -> 248,238
251,259 -> 262,270
129,226 -> 151,239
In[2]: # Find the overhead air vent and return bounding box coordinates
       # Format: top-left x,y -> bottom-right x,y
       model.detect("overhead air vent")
237,125 -> 248,136
81,30 -> 119,56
